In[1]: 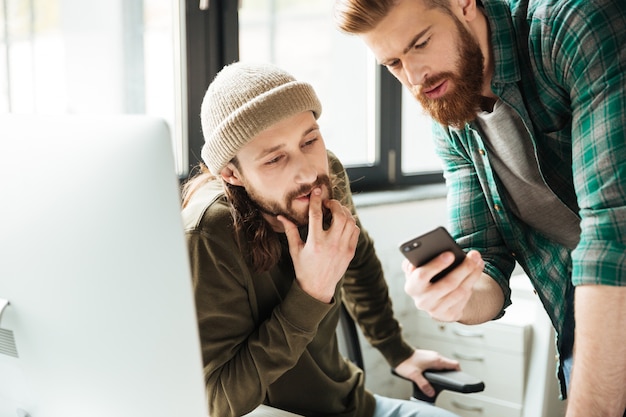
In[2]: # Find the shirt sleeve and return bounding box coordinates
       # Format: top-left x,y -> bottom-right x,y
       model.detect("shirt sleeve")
550,0 -> 626,286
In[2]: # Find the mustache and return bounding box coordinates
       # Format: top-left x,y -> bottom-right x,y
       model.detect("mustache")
284,175 -> 333,201
415,72 -> 454,97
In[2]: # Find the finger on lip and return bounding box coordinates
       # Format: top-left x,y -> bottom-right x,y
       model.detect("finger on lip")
303,187 -> 322,200
298,187 -> 318,199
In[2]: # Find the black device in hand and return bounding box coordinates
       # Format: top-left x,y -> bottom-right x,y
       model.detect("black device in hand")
399,226 -> 466,283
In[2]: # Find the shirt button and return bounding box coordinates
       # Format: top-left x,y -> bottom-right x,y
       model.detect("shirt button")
494,204 -> 502,211
479,149 -> 486,156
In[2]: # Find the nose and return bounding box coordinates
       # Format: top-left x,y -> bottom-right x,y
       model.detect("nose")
404,57 -> 427,87
294,158 -> 318,185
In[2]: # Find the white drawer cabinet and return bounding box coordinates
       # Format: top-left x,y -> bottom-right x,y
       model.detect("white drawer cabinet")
413,274 -> 567,417
437,391 -> 522,417
415,314 -> 529,354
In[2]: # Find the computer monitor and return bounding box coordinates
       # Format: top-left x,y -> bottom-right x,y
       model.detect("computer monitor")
0,115 -> 208,417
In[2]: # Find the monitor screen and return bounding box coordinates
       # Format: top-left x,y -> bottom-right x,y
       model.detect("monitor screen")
0,115 -> 208,417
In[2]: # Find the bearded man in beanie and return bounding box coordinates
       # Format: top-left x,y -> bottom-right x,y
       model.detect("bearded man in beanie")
181,61 -> 462,417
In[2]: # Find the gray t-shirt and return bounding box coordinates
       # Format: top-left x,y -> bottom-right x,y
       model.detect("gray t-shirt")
475,99 -> 580,249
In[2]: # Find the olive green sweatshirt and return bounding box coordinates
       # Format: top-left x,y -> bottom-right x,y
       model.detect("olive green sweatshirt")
182,152 -> 414,417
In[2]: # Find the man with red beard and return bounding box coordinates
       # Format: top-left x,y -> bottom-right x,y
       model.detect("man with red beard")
181,61 -> 462,417
334,0 -> 626,416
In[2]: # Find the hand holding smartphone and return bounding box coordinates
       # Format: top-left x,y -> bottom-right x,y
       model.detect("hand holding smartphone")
399,226 -> 466,283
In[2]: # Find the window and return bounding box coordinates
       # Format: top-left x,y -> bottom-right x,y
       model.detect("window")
0,0 -> 187,174
239,1 -> 375,169
401,90 -> 443,174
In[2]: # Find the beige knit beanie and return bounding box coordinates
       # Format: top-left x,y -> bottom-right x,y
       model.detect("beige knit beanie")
200,61 -> 322,175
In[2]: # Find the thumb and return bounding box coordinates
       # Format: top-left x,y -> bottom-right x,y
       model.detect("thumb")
277,215 -> 304,255
412,374 -> 436,398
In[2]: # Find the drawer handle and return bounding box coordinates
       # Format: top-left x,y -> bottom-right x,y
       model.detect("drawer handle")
452,328 -> 484,338
451,400 -> 484,412
453,352 -> 485,362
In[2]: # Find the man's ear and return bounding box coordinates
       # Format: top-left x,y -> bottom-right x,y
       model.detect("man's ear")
220,163 -> 244,186
458,0 -> 478,21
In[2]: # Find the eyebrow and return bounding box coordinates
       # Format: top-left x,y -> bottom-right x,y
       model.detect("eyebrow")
380,26 -> 432,65
253,123 -> 321,161
303,123 -> 320,136
255,144 -> 284,161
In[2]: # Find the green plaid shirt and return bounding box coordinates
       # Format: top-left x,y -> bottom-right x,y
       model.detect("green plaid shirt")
432,0 -> 626,392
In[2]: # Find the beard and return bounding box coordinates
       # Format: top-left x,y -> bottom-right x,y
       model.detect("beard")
246,174 -> 334,227
411,18 -> 485,128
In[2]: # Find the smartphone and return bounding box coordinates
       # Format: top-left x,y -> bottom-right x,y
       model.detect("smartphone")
399,226 -> 466,283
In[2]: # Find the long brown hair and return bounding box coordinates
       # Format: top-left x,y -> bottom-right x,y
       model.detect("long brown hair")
181,161 -> 344,274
